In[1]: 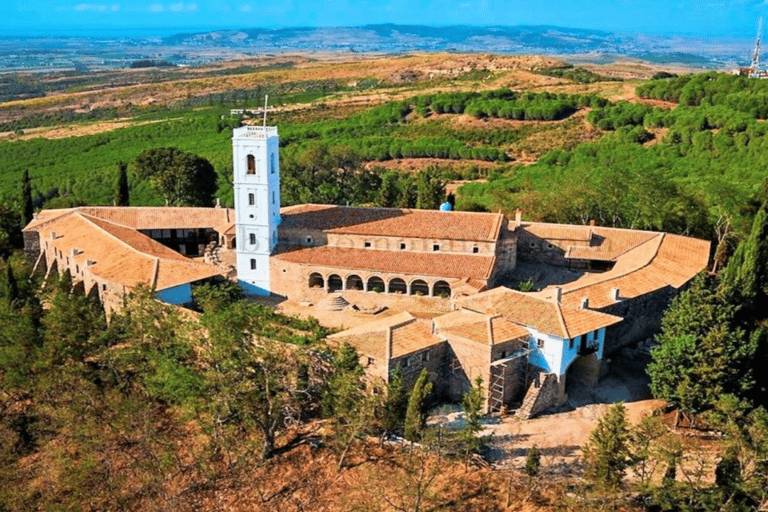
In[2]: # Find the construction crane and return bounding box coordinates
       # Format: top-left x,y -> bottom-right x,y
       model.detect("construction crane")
749,17 -> 764,78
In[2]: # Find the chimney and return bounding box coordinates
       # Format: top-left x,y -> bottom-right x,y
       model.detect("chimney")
515,209 -> 522,228
50,231 -> 57,240
32,213 -> 38,220
610,287 -> 620,301
589,220 -> 595,226
86,260 -> 96,267
581,297 -> 589,309
215,197 -> 221,208
71,248 -> 80,257
553,286 -> 562,304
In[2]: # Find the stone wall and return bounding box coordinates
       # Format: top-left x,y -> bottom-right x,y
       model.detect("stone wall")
442,335 -> 492,404
22,231 -> 40,267
391,343 -> 449,398
599,285 -> 676,354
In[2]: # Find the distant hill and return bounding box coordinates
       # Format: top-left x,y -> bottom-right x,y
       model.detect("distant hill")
162,24 -> 747,68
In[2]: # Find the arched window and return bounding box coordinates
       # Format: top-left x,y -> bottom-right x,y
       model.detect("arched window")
346,275 -> 363,291
247,154 -> 256,175
388,278 -> 407,294
328,274 -> 343,292
433,281 -> 451,298
367,276 -> 385,293
308,273 -> 324,289
410,279 -> 429,296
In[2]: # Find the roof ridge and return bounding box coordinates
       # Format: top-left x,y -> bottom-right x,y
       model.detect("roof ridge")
554,301 -> 570,339
80,213 -> 216,268
22,208 -> 77,232
560,234 -> 665,297
77,213 -> 155,260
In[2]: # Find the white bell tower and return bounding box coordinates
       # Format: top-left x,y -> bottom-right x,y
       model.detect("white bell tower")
232,125 -> 281,295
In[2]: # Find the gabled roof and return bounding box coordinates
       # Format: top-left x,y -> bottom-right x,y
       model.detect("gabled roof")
33,212 -> 223,291
280,204 -> 504,242
536,233 -> 710,309
24,206 -> 235,232
328,312 -> 442,360
434,310 -> 529,345
273,245 -> 496,281
455,287 -> 622,339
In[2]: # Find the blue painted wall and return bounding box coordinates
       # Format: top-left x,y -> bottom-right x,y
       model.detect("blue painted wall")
238,279 -> 270,296
156,284 -> 192,305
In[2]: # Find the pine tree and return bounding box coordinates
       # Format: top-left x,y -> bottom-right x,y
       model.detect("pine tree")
404,368 -> 433,442
114,162 -> 130,206
525,444 -> 541,478
582,402 -> 631,489
21,169 -> 33,226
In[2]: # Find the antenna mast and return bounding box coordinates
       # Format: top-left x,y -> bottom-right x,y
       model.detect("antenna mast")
750,17 -> 763,78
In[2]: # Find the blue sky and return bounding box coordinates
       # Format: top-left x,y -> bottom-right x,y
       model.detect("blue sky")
3,0 -> 767,38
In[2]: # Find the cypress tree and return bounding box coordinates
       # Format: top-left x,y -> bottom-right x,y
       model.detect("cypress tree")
6,264 -> 19,308
114,162 -> 130,206
21,169 -> 33,226
404,368 -> 433,442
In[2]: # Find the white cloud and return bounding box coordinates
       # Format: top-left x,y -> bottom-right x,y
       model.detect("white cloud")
170,2 -> 183,11
150,3 -> 164,12
241,4 -> 251,11
111,4 -> 120,10
74,3 -> 108,11
187,3 -> 198,11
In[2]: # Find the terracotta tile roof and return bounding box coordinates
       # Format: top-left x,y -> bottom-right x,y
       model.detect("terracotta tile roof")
565,227 -> 660,261
538,233 -> 710,309
280,204 -> 504,242
435,310 -> 529,345
456,287 -> 622,339
329,312 -> 442,359
36,213 -> 223,292
273,245 -> 496,280
25,206 -> 234,232
520,222 -> 592,241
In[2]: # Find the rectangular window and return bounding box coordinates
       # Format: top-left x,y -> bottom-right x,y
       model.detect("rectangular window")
400,242 -> 406,250
432,244 -> 440,252
270,153 -> 275,174
472,246 -> 479,254
306,236 -> 313,244
272,191 -> 275,204
537,339 -> 545,349
569,339 -> 574,350
248,193 -> 255,206
249,233 -> 256,245
250,259 -> 256,270
102,284 -> 107,291
364,241 -> 372,248
247,155 -> 255,174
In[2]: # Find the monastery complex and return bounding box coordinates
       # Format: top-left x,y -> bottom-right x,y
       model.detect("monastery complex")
22,125 -> 710,416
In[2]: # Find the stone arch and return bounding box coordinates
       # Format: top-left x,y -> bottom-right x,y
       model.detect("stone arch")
328,274 -> 343,292
367,276 -> 385,293
308,272 -> 325,289
388,277 -> 407,294
346,274 -> 364,291
410,279 -> 430,296
433,280 -> 451,298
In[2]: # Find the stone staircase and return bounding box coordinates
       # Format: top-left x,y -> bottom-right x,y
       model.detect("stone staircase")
517,372 -> 557,420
